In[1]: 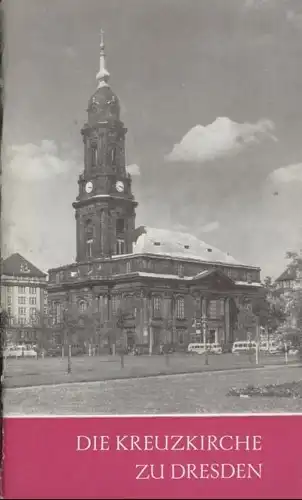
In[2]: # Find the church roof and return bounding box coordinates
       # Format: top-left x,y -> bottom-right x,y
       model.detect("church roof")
2,253 -> 46,278
133,227 -> 254,268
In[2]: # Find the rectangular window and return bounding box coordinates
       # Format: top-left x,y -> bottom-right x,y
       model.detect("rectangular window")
7,286 -> 12,293
176,297 -> 185,319
30,307 -> 37,317
7,306 -> 12,316
116,218 -> 125,233
18,307 -> 26,316
29,297 -> 36,305
29,287 -> 37,294
208,300 -> 219,319
55,303 -> 61,324
177,263 -> 184,277
87,240 -> 93,258
19,318 -> 26,326
7,296 -> 12,305
178,329 -> 186,345
18,296 -> 26,304
18,286 -> 26,294
126,261 -> 131,273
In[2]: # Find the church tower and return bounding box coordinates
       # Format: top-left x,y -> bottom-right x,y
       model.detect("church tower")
73,31 -> 137,262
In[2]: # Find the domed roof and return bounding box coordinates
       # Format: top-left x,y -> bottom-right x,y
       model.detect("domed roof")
87,30 -> 120,124
88,85 -> 120,124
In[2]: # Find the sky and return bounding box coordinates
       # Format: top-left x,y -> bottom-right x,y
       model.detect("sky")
3,0 -> 302,278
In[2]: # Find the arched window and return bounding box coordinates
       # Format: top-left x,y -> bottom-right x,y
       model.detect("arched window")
111,147 -> 116,165
79,300 -> 87,313
111,295 -> 120,315
52,302 -> 61,325
176,297 -> 185,319
91,147 -> 98,166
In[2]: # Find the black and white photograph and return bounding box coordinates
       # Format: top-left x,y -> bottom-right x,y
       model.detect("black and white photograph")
2,0 -> 302,416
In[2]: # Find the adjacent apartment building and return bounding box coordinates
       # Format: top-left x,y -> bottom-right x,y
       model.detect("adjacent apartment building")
1,253 -> 47,345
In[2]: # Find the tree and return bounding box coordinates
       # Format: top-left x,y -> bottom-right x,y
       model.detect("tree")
285,251 -> 302,271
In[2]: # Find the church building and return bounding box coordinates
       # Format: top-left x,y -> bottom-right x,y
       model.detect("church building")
47,33 -> 263,352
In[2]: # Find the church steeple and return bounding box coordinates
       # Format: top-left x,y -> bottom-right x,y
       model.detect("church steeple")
96,29 -> 110,88
73,32 -> 138,263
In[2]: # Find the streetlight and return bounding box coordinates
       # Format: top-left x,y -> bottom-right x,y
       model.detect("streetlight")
202,317 -> 209,365
63,292 -> 72,375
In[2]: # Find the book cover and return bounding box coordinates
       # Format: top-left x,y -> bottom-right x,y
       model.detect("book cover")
1,0 -> 302,498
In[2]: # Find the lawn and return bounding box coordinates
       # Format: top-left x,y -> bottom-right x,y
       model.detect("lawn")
4,364 -> 302,415
3,351 -> 298,388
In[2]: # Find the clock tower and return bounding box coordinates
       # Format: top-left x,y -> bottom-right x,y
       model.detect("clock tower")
73,31 -> 137,262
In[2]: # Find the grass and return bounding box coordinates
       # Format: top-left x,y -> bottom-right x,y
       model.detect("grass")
3,352 -> 298,388
4,364 -> 302,415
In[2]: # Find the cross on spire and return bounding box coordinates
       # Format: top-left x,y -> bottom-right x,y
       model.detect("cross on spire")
96,29 -> 110,88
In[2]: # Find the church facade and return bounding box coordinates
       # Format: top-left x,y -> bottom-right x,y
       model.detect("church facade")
47,33 -> 263,352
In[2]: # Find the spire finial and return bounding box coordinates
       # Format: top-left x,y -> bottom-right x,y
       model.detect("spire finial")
96,29 -> 110,88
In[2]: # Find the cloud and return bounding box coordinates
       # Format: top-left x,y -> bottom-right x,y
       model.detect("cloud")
126,163 -> 141,176
165,117 -> 276,163
200,221 -> 220,233
3,140 -> 80,270
5,140 -> 78,182
286,9 -> 302,29
244,0 -> 275,9
269,163 -> 302,183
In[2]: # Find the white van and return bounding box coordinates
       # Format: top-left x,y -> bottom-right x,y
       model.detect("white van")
188,343 -> 222,355
232,341 -> 257,354
260,341 -> 280,354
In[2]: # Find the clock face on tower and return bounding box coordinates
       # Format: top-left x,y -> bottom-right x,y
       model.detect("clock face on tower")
115,180 -> 124,193
85,181 -> 93,194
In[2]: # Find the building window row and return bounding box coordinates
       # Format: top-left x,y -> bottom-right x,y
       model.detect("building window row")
15,286 -> 38,294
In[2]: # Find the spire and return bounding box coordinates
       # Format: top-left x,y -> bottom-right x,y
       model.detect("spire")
96,29 -> 110,88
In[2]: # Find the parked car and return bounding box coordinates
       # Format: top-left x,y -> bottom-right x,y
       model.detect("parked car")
187,343 -> 222,355
46,344 -> 86,357
259,341 -> 281,355
232,341 -> 257,354
4,345 -> 37,359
